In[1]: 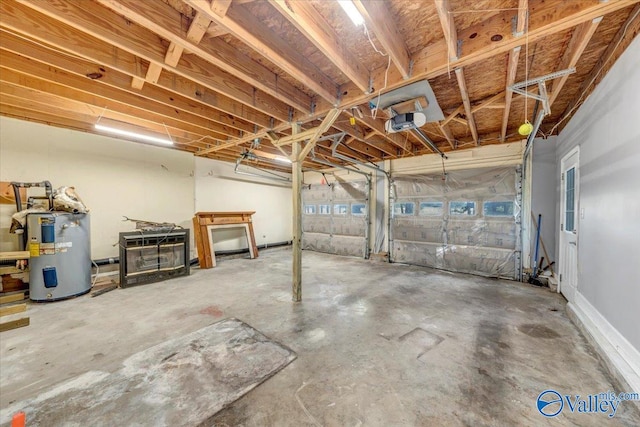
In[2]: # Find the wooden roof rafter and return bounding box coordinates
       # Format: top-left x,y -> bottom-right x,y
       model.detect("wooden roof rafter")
184,0 -> 339,105
0,31 -> 246,137
556,3 -> 640,134
0,51 -> 235,142
501,0 -> 526,142
548,17 -> 603,107
0,0 -> 637,171
352,0 -> 412,80
270,0 -> 371,94
343,0 -> 635,108
455,68 -> 479,145
189,0 -> 635,160
2,0 -> 287,127
93,0 -> 311,114
434,0 -> 478,146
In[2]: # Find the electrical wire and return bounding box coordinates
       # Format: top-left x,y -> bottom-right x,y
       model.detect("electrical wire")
524,11 -> 529,127
363,21 -> 391,120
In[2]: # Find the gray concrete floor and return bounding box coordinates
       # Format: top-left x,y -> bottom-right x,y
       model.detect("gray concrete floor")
1,247 -> 638,426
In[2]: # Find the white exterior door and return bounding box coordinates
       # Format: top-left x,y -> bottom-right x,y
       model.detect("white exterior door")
559,147 -> 579,302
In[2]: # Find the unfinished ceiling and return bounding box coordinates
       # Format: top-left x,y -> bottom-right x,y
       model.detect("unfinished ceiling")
0,0 -> 638,172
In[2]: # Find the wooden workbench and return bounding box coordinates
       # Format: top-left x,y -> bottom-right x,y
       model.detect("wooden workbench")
192,211 -> 258,269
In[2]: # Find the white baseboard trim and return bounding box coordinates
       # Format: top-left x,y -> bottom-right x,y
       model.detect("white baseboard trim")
568,292 -> 640,392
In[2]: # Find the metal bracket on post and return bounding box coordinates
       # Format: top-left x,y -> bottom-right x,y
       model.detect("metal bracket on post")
511,15 -> 528,37
509,68 -> 576,116
406,60 -> 414,80
456,39 -> 463,60
335,86 -> 343,107
367,74 -> 374,94
309,97 -> 316,116
288,107 -> 294,123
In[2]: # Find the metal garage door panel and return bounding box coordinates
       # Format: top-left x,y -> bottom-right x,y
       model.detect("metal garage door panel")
332,217 -> 367,236
302,216 -> 331,234
392,218 -> 444,243
302,181 -> 370,258
390,166 -> 521,279
331,235 -> 367,257
302,232 -> 331,253
392,241 -> 446,270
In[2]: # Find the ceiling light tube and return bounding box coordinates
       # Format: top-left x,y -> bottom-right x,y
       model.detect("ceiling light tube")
95,124 -> 173,146
274,156 -> 292,164
337,0 -> 364,26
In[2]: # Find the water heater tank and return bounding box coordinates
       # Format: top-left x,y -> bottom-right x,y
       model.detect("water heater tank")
26,213 -> 91,302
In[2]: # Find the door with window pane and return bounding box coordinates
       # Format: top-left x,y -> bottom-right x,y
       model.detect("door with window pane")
559,147 -> 579,302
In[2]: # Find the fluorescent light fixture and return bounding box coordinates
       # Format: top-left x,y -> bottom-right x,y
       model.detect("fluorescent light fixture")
275,156 -> 292,164
337,0 -> 364,26
95,124 -> 173,146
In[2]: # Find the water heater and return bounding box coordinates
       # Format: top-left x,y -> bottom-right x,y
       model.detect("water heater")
26,213 -> 91,302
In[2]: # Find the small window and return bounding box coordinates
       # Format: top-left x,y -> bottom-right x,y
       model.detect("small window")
318,204 -> 331,215
351,203 -> 366,216
304,204 -> 316,214
565,167 -> 576,232
394,202 -> 415,216
333,204 -> 348,215
450,201 -> 476,216
419,201 -> 443,216
483,201 -> 514,217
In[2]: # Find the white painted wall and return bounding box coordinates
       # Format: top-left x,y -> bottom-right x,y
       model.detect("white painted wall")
0,116 -> 195,259
530,137 -> 557,267
556,36 -> 640,390
194,157 -> 292,251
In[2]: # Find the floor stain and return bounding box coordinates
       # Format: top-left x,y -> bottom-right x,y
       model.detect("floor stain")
518,323 -> 560,339
199,306 -> 224,317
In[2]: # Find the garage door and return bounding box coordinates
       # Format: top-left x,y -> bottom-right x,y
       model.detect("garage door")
302,180 -> 369,258
390,166 -> 521,279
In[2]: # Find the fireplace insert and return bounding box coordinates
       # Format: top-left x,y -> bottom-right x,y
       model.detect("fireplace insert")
118,229 -> 190,287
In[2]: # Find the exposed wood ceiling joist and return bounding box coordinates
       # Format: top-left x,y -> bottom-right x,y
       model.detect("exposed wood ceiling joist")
548,17 -> 603,107
0,30 -> 252,136
0,51 -> 235,141
502,0 -> 532,138
557,3 -> 640,134
0,0 -> 636,171
455,68 -> 479,145
348,0 -> 634,107
1,1 -> 283,127
352,0 -> 412,80
184,0 -> 338,105
270,0 -> 370,94
501,46 -> 522,142
93,0 -> 310,113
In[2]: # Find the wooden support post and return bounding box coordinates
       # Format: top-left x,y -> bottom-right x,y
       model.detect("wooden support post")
291,122 -> 302,302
